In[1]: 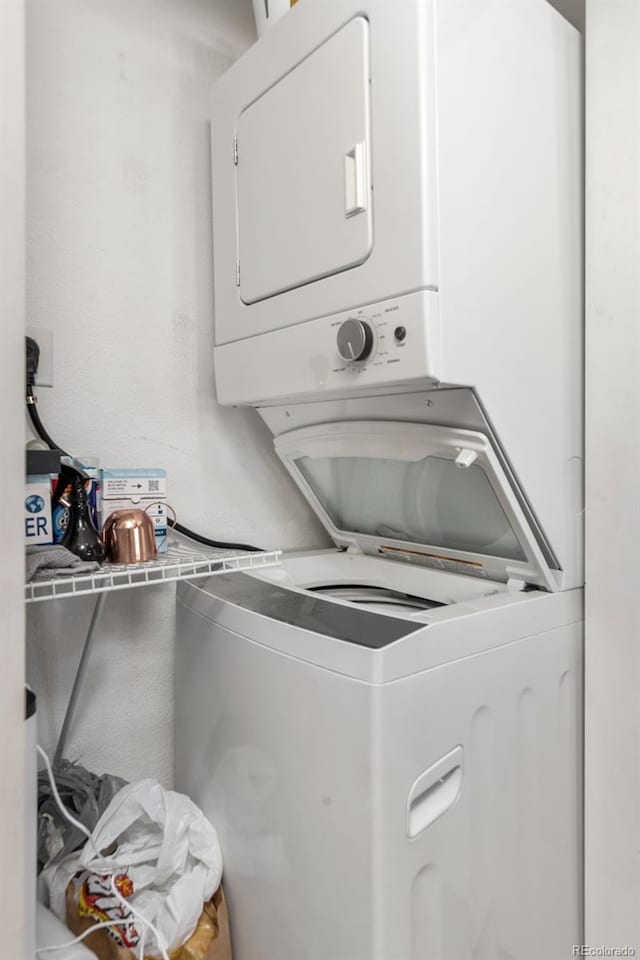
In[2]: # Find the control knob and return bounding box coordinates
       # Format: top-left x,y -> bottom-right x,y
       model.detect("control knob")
336,318 -> 374,363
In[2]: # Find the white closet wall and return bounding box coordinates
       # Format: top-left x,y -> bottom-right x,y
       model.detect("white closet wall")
25,0 -> 325,784
586,0 -> 640,947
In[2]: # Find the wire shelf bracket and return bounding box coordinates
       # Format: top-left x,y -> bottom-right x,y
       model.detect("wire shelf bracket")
30,539 -> 282,763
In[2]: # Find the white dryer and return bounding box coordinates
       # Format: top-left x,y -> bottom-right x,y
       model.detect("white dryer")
210,0 -> 583,589
175,394 -> 583,960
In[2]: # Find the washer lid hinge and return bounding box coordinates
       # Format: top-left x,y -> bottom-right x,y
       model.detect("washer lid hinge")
506,577 -> 527,593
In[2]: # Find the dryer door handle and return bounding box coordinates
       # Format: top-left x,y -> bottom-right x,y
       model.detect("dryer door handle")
406,745 -> 464,838
344,143 -> 367,217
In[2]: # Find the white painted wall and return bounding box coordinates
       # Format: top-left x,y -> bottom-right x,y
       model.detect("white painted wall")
25,0 -> 325,785
585,0 -> 640,949
0,0 -> 26,954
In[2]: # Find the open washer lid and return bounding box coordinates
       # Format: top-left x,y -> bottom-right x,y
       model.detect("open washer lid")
275,420 -> 561,591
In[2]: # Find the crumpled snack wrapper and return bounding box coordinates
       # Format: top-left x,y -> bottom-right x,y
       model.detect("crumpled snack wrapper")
65,880 -> 232,960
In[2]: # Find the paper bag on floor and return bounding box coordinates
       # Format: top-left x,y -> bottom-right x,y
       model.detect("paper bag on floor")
182,888 -> 232,960
65,881 -> 232,960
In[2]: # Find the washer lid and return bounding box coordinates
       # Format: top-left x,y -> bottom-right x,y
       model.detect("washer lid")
275,420 -> 561,591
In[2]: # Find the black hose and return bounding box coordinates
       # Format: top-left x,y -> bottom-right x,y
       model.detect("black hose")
170,520 -> 263,553
25,391 -> 264,553
27,399 -> 70,458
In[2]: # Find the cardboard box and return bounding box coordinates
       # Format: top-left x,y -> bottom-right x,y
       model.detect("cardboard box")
100,469 -> 168,553
25,475 -> 53,546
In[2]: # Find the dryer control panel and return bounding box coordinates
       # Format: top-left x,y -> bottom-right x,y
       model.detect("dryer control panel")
214,291 -> 441,406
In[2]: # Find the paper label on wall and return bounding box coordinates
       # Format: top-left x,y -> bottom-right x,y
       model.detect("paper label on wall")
377,545 -> 488,579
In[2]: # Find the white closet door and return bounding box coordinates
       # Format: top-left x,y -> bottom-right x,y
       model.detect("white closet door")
236,16 -> 373,304
0,0 -> 26,957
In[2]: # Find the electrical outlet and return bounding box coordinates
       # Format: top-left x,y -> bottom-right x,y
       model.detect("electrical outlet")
26,326 -> 54,387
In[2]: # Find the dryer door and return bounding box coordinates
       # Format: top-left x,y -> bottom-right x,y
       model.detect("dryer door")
275,421 -> 560,591
237,17 -> 373,304
211,0 -> 438,345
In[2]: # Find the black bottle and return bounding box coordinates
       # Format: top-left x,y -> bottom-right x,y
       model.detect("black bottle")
62,479 -> 104,563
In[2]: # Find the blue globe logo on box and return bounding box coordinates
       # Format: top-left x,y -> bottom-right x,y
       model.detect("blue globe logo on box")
25,494 -> 45,514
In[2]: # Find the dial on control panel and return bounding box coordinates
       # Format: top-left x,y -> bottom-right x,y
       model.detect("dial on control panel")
336,318 -> 374,363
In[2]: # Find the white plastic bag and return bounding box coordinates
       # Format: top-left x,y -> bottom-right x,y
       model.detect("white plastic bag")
41,779 -> 223,955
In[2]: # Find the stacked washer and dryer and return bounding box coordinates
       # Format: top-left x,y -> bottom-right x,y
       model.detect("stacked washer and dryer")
176,1 -> 583,958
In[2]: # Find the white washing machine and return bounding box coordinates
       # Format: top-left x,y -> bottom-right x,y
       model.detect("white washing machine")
175,393 -> 583,960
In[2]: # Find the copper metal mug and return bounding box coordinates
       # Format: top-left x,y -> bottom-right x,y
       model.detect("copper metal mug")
102,509 -> 158,564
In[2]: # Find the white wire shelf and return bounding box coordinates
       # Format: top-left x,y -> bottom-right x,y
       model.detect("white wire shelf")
25,540 -> 281,604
